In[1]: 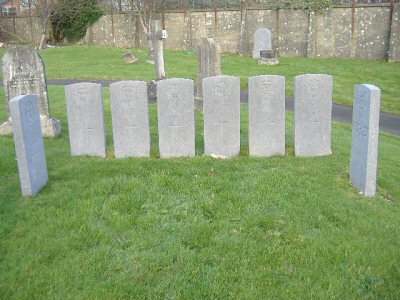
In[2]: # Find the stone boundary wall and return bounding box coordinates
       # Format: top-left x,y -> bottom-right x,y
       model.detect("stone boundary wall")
0,4 -> 399,61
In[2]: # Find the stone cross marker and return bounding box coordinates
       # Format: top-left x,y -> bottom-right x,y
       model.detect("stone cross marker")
203,76 -> 240,157
65,83 -> 106,157
197,38 -> 221,99
252,28 -> 272,59
294,74 -> 333,157
1,47 -> 61,137
10,95 -> 48,196
157,78 -> 195,158
249,75 -> 285,157
110,81 -> 150,158
350,84 -> 381,197
150,20 -> 167,80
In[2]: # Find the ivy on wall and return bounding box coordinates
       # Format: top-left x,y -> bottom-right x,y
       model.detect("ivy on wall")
51,0 -> 102,42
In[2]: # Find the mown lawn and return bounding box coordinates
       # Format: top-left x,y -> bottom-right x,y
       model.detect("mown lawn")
0,46 -> 399,114
0,85 -> 399,299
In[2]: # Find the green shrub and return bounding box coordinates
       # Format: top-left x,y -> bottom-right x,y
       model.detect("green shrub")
51,0 -> 102,42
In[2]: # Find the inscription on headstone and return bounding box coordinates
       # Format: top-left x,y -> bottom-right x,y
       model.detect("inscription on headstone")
294,74 -> 333,157
10,95 -> 48,196
65,83 -> 106,157
157,78 -> 195,158
203,76 -> 240,157
110,81 -> 150,158
1,47 -> 61,137
252,28 -> 272,59
197,38 -> 221,99
350,84 -> 381,197
249,75 -> 285,156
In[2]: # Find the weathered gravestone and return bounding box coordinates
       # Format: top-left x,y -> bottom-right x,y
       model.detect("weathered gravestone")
249,75 -> 285,157
1,47 -> 61,137
350,84 -> 381,197
294,74 -> 333,157
252,28 -> 272,59
10,95 -> 48,196
203,76 -> 240,157
157,78 -> 195,158
110,81 -> 150,158
65,83 -> 106,157
197,38 -> 221,99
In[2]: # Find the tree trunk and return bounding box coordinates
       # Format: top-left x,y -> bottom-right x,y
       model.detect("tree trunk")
146,35 -> 155,64
39,34 -> 46,50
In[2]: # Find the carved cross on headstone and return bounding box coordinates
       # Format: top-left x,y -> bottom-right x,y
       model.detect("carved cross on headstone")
150,20 -> 167,80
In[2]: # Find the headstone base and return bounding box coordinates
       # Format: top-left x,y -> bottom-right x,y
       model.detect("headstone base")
258,58 -> 280,65
258,50 -> 279,65
0,116 -> 61,137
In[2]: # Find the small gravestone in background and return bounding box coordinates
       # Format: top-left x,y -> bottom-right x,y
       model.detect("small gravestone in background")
0,47 -> 61,137
249,75 -> 285,157
197,38 -> 221,101
252,28 -> 272,59
294,74 -> 333,157
110,81 -> 150,158
10,95 -> 48,196
350,84 -> 381,197
65,83 -> 106,158
203,76 -> 240,157
157,78 -> 195,158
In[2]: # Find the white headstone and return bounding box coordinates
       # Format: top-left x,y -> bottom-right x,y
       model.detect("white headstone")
249,75 -> 285,156
350,84 -> 381,197
252,28 -> 272,59
10,95 -> 48,196
203,76 -> 240,157
110,81 -> 150,158
65,83 -> 106,157
157,78 -> 195,158
1,47 -> 60,137
294,74 -> 333,157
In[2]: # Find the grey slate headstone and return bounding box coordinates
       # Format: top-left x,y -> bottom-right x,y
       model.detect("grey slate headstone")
1,46 -> 60,137
294,74 -> 333,157
10,95 -> 48,196
110,81 -> 150,158
249,75 -> 285,157
197,38 -> 221,99
203,76 -> 240,157
157,78 -> 195,158
350,84 -> 381,197
252,28 -> 272,59
65,83 -> 106,157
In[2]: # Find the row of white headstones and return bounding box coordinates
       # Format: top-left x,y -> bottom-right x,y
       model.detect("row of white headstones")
9,75 -> 380,197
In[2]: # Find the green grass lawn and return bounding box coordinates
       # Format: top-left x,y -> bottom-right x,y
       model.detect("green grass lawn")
0,85 -> 399,298
0,46 -> 399,114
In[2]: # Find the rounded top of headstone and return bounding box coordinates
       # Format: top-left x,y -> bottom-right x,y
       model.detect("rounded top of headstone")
360,84 -> 380,91
254,28 -> 271,35
158,78 -> 194,85
295,74 -> 333,80
109,80 -> 147,89
66,82 -> 102,89
2,46 -> 43,63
